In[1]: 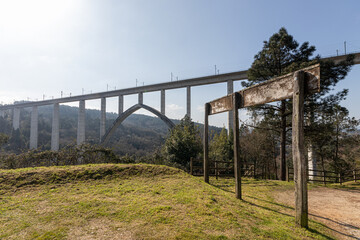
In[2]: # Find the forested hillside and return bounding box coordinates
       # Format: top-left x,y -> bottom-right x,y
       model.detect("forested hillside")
0,104 -> 220,156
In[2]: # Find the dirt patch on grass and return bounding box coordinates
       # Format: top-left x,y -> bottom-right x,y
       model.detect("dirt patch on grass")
274,187 -> 360,240
67,218 -> 134,240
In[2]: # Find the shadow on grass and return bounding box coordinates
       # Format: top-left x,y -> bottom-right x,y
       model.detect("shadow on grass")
241,199 -> 293,218
309,213 -> 360,239
308,221 -> 359,240
246,194 -> 359,239
246,195 -> 294,210
211,179 -> 358,240
241,199 -> 336,240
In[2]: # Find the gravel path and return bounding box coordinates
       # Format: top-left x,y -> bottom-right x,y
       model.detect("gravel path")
274,187 -> 360,240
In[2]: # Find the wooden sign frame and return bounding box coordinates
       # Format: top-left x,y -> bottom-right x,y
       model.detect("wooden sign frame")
203,64 -> 320,228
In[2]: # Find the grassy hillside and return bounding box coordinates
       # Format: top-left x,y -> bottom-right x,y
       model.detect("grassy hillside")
0,164 -> 334,239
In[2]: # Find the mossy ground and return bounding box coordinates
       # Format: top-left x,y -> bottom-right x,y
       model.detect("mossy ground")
0,164 -> 335,239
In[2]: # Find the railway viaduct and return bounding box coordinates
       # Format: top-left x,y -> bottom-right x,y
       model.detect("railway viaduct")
0,53 -> 359,151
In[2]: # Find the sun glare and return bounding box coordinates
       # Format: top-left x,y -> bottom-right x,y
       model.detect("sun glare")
0,0 -> 82,40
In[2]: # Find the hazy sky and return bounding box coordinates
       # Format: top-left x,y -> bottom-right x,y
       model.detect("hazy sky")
1,0 -> 360,127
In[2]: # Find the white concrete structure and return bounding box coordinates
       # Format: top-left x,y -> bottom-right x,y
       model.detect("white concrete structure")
118,95 -> 123,115
186,86 -> 191,118
138,92 -> 143,104
13,108 -> 20,130
77,100 -> 86,145
100,97 -> 106,140
30,106 -> 38,149
308,145 -> 317,181
227,80 -> 234,131
161,89 -> 165,114
51,103 -> 60,151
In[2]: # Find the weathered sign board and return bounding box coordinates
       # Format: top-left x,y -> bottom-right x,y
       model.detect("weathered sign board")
208,64 -> 320,115
204,64 -> 320,228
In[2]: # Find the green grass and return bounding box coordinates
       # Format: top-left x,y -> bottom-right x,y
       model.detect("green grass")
0,164 -> 335,239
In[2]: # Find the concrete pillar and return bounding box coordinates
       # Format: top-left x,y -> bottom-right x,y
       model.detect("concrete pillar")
308,145 -> 317,181
138,92 -> 143,104
186,86 -> 191,118
118,95 -> 123,115
100,97 -> 106,141
51,103 -> 60,151
13,108 -> 20,130
30,106 -> 38,149
161,89 -> 165,114
0,110 -> 4,118
227,80 -> 234,131
77,100 -> 86,145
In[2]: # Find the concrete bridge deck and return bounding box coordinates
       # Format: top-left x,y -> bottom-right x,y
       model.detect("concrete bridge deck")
0,52 -> 359,150
0,53 -> 359,111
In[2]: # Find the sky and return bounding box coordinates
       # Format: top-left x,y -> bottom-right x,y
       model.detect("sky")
0,0 -> 360,128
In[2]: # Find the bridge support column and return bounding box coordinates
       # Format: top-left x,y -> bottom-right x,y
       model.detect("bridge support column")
307,145 -> 317,181
77,100 -> 85,145
186,86 -> 191,118
227,80 -> 234,131
51,103 -> 60,151
100,97 -> 106,141
161,89 -> 165,114
118,95 -> 123,115
13,108 -> 20,130
138,92 -> 143,104
30,106 -> 38,149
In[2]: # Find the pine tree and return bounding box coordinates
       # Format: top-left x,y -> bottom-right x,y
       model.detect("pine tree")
243,27 -> 354,180
163,115 -> 202,168
209,128 -> 233,163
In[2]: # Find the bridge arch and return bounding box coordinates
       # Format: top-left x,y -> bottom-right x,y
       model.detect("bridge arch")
101,103 -> 175,145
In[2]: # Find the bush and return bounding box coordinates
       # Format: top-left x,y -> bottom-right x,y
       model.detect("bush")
0,144 -> 120,169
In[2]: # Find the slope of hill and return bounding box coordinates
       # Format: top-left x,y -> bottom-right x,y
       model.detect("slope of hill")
0,164 -> 333,239
0,104 -> 221,155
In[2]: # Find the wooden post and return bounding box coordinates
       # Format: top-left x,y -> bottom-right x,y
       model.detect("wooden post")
204,103 -> 210,183
338,173 -> 342,185
233,93 -> 242,200
354,170 -> 357,182
292,71 -> 308,228
286,165 -> 289,182
190,157 -> 193,175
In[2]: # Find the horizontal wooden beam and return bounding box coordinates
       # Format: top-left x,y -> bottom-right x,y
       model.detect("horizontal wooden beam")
208,64 -> 320,115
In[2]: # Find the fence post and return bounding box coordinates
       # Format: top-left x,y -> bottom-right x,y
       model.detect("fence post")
338,173 -> 342,185
354,170 -> 357,182
190,157 -> 193,175
253,163 -> 256,179
215,161 -> 218,180
286,165 -> 289,182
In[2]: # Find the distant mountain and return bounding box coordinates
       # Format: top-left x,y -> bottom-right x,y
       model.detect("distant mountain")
0,104 -> 222,156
